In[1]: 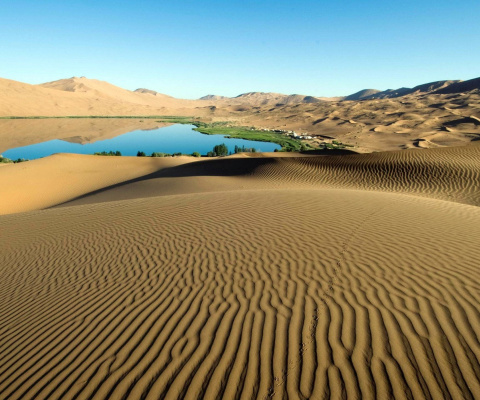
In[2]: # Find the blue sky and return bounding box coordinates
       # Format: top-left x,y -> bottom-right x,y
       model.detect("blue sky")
1,0 -> 479,98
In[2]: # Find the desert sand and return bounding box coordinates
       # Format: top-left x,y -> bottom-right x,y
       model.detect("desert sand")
1,144 -> 480,399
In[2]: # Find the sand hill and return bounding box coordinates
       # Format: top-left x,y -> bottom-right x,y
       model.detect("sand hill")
0,77 -> 212,117
39,77 -> 196,109
1,145 -> 480,399
199,94 -> 228,101
361,80 -> 460,100
233,89 -> 480,152
344,89 -> 380,101
223,92 -> 326,106
433,77 -> 480,94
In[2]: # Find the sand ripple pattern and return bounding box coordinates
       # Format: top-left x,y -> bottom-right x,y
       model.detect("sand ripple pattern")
57,145 -> 480,211
250,145 -> 480,206
1,190 -> 480,399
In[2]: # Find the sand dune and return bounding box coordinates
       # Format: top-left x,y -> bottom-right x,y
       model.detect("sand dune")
0,77 -> 211,118
49,144 -> 480,209
40,77 -> 178,107
0,154 -> 196,215
1,186 -> 480,399
2,145 -> 479,215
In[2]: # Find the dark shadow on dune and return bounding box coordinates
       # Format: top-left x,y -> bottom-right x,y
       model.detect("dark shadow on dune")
51,157 -> 278,209
51,151 -> 357,209
299,149 -> 357,156
312,117 -> 329,125
444,117 -> 480,126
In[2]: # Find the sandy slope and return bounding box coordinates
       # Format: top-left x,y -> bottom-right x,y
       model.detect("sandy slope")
59,144 -> 480,208
1,189 -> 480,399
1,144 -> 478,215
1,145 -> 480,399
0,77 -> 211,118
0,154 -> 197,215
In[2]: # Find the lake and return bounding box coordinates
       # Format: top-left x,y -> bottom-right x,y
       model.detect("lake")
1,123 -> 281,160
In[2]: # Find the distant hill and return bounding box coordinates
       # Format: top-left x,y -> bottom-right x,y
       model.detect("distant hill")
199,92 -> 328,106
39,77 -> 176,106
0,76 -> 201,116
362,88 -> 411,100
199,94 -> 228,101
40,76 -> 135,97
410,80 -> 459,94
133,88 -> 172,98
359,80 -> 461,100
433,77 -> 480,94
344,89 -> 381,101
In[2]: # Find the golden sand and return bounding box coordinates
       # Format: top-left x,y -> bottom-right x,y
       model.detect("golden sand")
1,146 -> 480,398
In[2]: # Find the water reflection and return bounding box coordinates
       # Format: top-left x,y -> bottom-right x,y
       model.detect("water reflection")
1,120 -> 280,159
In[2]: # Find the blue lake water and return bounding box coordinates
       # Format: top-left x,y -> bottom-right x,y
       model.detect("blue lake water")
2,124 -> 281,160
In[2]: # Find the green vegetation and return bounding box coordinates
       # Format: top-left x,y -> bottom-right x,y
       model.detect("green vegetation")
0,156 -> 12,163
0,156 -> 28,163
94,150 -> 122,156
320,140 -> 354,150
137,151 -> 146,157
151,152 -> 170,157
192,122 -> 306,152
234,145 -> 257,153
148,151 -> 183,157
206,143 -> 228,157
155,116 -> 195,124
191,151 -> 201,157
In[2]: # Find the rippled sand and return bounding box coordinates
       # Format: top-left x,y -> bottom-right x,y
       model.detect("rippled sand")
1,146 -> 480,399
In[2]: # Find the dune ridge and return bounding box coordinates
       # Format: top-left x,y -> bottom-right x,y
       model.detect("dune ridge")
53,144 -> 480,211
1,144 -> 479,216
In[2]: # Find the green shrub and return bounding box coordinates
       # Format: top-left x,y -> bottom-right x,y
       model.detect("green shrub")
137,151 -> 146,157
0,156 -> 13,163
93,150 -> 121,156
192,151 -> 201,157
212,143 -> 228,157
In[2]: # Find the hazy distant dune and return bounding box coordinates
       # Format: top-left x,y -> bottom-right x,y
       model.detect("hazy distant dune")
433,77 -> 480,94
344,89 -> 381,101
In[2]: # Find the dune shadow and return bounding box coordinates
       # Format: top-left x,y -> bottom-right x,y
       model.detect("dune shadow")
444,117 -> 480,126
52,157 -> 277,208
52,151 -> 358,208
